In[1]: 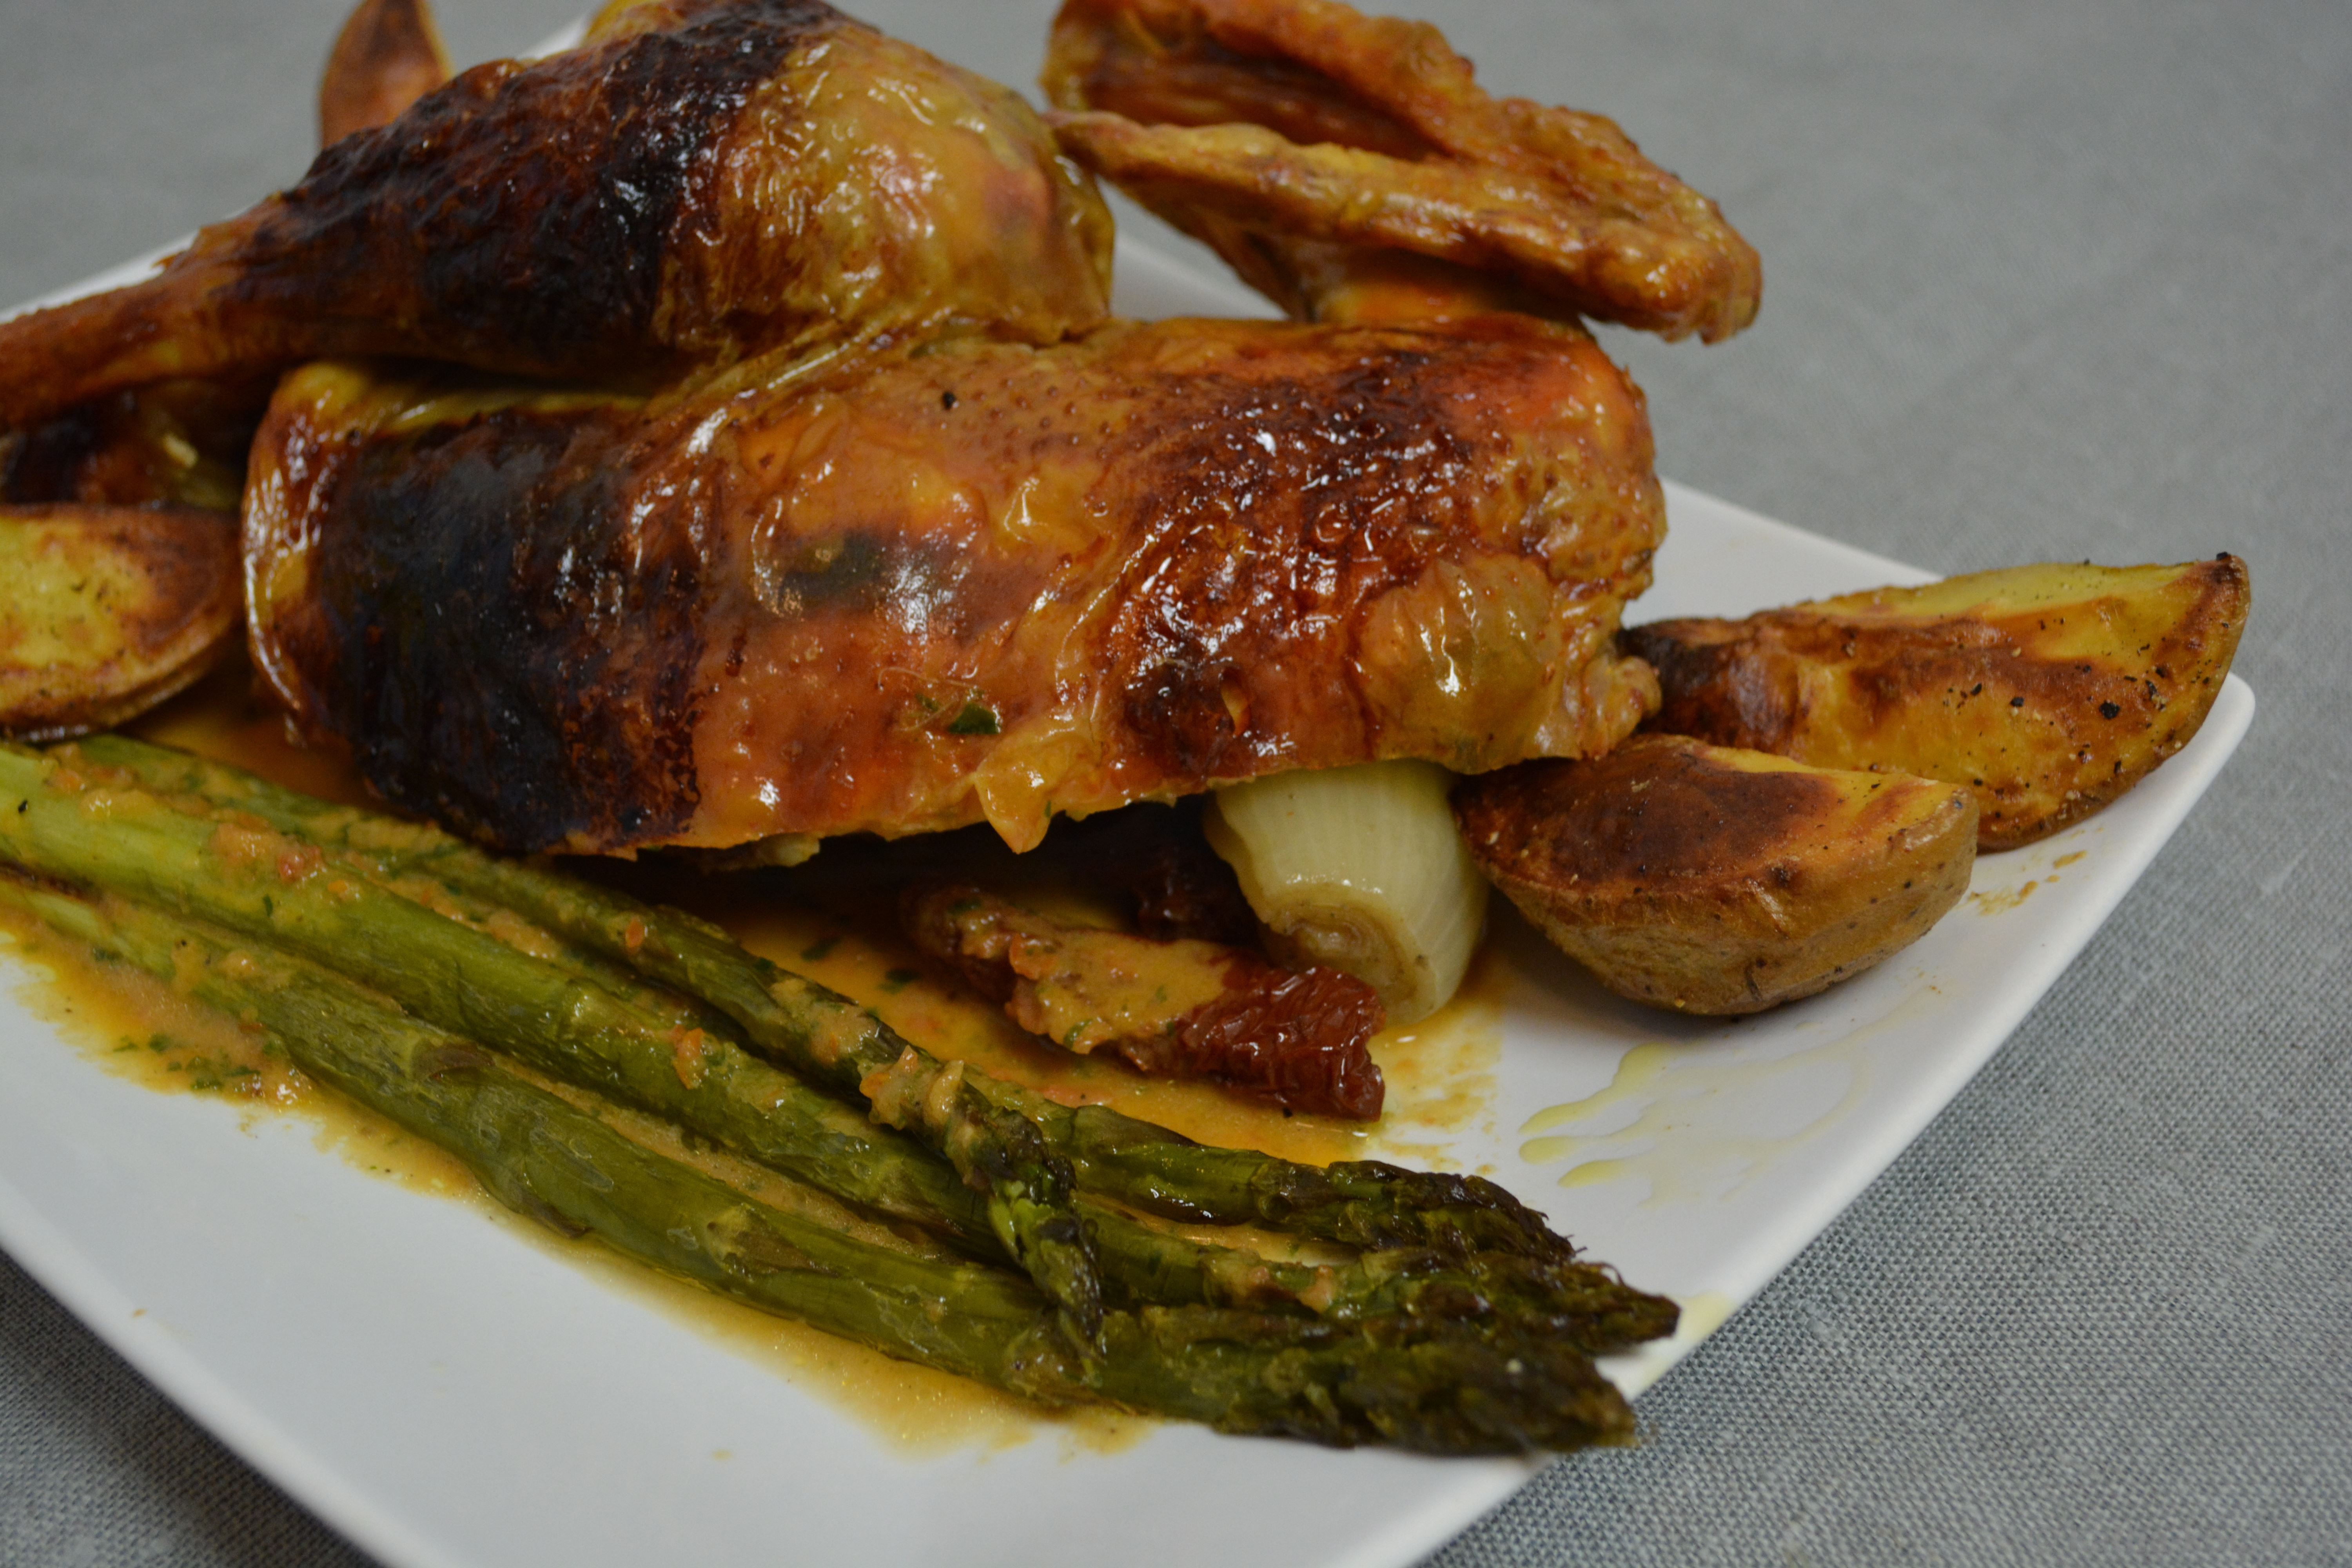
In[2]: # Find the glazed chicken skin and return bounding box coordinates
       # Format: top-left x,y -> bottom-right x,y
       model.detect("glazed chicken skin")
248,312 -> 1663,854
0,0 -> 1112,433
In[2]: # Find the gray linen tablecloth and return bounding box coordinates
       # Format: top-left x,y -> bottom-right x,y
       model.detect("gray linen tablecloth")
3,0 -> 2346,1562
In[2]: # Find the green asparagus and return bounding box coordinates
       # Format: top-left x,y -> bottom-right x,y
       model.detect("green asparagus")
74,734 -> 1675,1340
75,734 -> 1582,1261
78,735 -> 1677,1342
1,743 -> 1102,1343
0,875 -> 1639,1452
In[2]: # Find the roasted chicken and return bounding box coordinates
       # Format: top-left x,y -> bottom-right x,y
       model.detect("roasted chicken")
0,0 -> 2240,1036
2,0 -> 1760,862
227,0 -> 1756,856
245,312 -> 1664,853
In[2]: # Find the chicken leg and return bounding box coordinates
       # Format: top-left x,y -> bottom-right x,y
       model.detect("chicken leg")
0,0 -> 1112,434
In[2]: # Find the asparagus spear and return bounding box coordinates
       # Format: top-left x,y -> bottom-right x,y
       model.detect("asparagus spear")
76,734 -> 1579,1261
1089,1219 -> 1675,1354
0,744 -> 1102,1345
0,875 -> 1638,1452
45,740 -> 1675,1343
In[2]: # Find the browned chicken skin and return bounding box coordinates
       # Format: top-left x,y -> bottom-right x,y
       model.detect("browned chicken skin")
0,0 -> 1111,432
248,312 -> 1663,853
1042,0 -> 1761,338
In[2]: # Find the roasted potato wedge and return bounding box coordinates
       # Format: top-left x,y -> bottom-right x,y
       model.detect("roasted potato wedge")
1456,735 -> 1976,1014
0,505 -> 241,740
1624,557 -> 2248,849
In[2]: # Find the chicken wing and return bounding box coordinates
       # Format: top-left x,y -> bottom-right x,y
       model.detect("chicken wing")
318,0 -> 451,146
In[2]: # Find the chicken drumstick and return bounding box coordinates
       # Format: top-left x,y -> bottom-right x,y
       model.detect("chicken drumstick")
0,0 -> 1111,434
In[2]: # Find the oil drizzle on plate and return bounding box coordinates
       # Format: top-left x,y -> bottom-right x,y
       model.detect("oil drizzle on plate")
1515,985 -> 1947,1203
1971,880 -> 2039,916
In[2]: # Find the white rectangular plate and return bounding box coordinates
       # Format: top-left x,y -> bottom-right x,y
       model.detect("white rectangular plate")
0,238 -> 2252,1568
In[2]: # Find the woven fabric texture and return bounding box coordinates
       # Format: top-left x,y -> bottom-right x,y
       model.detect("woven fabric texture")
2,0 -> 2346,1564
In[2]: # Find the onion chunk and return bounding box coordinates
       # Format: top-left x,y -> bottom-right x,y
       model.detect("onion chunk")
1205,761 -> 1486,1025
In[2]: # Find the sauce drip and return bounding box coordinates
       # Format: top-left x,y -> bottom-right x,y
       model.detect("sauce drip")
1513,984 -> 1958,1203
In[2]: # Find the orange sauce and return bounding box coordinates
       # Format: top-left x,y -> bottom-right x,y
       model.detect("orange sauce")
527,1224 -> 1154,1458
0,887 -> 482,1199
2,653 -> 1499,1450
1970,878 -> 2039,916
132,659 -> 383,810
1364,945 -> 1507,1172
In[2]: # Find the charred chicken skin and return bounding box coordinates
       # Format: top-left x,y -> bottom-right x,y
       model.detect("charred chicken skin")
0,0 -> 1112,432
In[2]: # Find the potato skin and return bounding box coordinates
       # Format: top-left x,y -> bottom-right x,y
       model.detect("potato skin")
1624,556 -> 2249,850
0,505 -> 241,740
1455,735 -> 1976,1014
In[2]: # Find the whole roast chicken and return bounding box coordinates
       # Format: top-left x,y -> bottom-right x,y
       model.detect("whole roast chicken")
0,0 -> 1758,855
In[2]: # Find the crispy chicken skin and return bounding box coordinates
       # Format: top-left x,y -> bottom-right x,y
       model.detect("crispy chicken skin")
247,314 -> 1663,854
0,0 -> 1112,432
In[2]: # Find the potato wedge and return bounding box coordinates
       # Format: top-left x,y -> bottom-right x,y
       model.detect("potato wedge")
1623,557 -> 2248,849
1455,735 -> 1976,1014
0,505 -> 241,740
